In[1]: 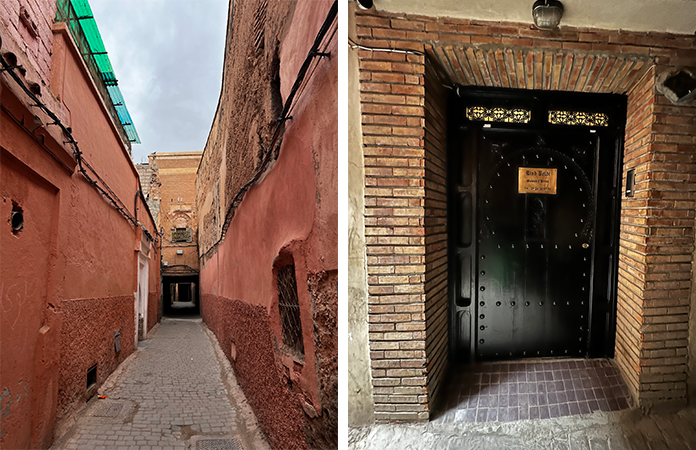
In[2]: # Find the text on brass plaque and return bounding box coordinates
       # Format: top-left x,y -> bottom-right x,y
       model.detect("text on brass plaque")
518,167 -> 557,195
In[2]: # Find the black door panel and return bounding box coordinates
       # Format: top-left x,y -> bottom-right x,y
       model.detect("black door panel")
447,87 -> 626,362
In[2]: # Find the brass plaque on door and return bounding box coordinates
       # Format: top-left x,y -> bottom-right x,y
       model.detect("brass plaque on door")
518,167 -> 557,194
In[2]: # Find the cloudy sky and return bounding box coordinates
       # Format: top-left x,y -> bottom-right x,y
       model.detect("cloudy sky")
90,0 -> 229,163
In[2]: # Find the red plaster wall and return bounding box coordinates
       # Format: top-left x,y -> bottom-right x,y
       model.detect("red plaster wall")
148,289 -> 160,332
0,148 -> 60,450
198,1 -> 337,448
0,19 -> 160,450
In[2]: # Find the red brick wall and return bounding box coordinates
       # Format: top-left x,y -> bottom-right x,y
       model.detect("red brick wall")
618,67 -> 696,403
356,8 -> 696,421
154,152 -> 202,272
423,61 -> 450,410
361,47 -> 430,421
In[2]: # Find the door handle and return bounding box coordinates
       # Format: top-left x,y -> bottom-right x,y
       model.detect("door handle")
457,254 -> 471,307
607,254 -> 613,301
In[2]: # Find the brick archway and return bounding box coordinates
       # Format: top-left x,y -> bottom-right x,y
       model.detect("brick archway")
357,12 -> 696,422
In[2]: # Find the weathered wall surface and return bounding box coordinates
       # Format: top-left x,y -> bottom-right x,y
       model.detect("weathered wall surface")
351,6 -> 696,422
0,0 -> 57,91
0,143 -> 61,450
0,7 -> 160,449
57,296 -> 136,418
372,0 -> 696,35
196,0 -> 296,256
136,157 -> 161,225
197,0 -> 337,448
153,152 -> 202,273
201,295 -> 308,449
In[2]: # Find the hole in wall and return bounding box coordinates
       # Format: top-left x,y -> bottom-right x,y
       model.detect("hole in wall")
2,51 -> 18,66
28,81 -> 41,96
657,67 -> 696,104
10,202 -> 23,234
86,364 -> 97,391
0,51 -> 26,76
664,71 -> 696,99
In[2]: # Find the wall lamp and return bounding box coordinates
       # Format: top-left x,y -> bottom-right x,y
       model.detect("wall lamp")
532,0 -> 564,30
356,0 -> 374,10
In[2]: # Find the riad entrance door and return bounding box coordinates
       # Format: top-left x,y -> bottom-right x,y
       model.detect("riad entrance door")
448,88 -> 626,362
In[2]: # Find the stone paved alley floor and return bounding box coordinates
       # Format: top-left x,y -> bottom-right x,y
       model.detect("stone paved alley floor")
349,405 -> 696,450
51,318 -> 269,450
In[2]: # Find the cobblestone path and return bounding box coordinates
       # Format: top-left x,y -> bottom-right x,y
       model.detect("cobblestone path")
349,406 -> 696,450
52,318 -> 268,450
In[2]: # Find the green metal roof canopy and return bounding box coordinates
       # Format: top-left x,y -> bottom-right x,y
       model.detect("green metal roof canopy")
56,0 -> 140,144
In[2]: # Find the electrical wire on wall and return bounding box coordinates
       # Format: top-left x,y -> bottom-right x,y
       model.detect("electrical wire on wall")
0,49 -> 158,243
347,37 -> 425,56
201,0 -> 338,259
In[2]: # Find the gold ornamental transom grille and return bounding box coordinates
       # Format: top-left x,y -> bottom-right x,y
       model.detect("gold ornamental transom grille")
548,110 -> 609,127
466,106 -> 531,124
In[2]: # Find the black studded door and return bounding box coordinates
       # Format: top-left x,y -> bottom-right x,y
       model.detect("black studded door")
448,87 -> 626,362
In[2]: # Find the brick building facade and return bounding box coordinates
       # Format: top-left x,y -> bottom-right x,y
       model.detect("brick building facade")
138,151 -> 202,313
348,1 -> 696,424
196,0 -> 337,448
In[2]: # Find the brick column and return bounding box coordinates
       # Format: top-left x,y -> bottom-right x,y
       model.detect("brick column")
617,66 -> 696,405
423,60 -> 449,409
359,30 -> 431,421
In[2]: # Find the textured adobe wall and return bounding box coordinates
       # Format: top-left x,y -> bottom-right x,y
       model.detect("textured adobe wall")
148,265 -> 161,331
197,0 -> 296,255
0,0 -> 57,86
197,0 -> 337,447
304,270 -> 338,449
201,295 -> 307,450
57,296 -> 135,420
0,13 -> 160,450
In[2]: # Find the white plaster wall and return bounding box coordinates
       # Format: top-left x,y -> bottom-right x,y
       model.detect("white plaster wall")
690,230 -> 696,402
372,0 -> 696,34
348,2 -> 375,427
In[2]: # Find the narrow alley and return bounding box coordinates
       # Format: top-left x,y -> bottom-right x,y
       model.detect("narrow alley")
1,0 -> 337,448
50,318 -> 268,450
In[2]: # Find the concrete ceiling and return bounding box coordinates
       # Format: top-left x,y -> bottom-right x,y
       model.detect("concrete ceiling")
372,0 -> 696,35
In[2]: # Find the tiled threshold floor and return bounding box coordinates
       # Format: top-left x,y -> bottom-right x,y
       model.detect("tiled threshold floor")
433,359 -> 632,424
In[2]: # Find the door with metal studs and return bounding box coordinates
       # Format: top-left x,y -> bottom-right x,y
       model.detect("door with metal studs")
447,87 -> 626,362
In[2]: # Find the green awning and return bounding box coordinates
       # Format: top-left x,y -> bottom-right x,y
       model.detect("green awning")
56,0 -> 140,144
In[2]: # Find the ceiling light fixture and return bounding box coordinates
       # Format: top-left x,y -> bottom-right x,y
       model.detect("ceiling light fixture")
532,0 -> 564,30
